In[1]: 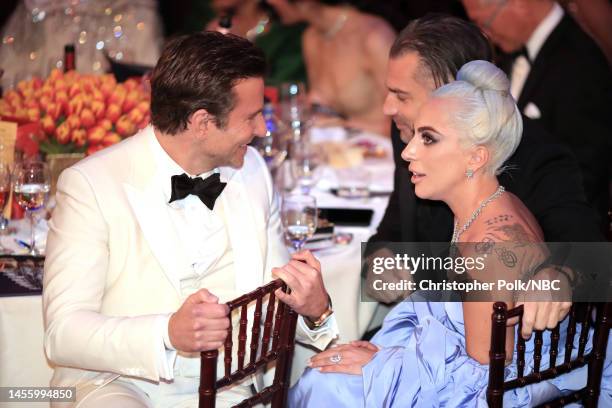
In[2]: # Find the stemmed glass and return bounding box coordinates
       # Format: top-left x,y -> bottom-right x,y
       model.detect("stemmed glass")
12,162 -> 50,255
290,142 -> 323,194
281,194 -> 318,251
0,164 -> 11,236
280,82 -> 310,143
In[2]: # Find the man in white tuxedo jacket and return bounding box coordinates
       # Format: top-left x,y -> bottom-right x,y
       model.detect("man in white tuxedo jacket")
43,32 -> 338,407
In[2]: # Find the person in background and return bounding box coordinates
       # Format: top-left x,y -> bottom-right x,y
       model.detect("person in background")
559,0 -> 612,65
0,0 -> 163,90
462,0 -> 612,235
295,0 -> 396,136
207,0 -> 308,87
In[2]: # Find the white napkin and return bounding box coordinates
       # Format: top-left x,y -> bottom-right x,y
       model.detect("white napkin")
0,218 -> 49,255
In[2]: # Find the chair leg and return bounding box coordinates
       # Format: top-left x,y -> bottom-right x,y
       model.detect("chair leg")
280,310 -> 299,406
583,303 -> 612,408
487,302 -> 508,408
272,307 -> 298,408
200,350 -> 219,408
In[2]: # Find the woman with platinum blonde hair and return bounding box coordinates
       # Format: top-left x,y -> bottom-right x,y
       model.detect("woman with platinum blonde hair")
288,60 -> 606,407
429,59 -> 523,177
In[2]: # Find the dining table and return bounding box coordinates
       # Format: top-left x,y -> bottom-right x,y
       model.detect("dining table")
0,127 -> 395,406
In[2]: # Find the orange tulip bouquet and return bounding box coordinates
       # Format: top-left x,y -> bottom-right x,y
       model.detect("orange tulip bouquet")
0,69 -> 150,156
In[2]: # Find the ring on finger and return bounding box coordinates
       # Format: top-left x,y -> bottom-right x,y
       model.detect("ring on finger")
329,353 -> 342,364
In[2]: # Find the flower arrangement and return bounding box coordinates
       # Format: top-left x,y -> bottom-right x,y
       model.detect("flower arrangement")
0,69 -> 150,156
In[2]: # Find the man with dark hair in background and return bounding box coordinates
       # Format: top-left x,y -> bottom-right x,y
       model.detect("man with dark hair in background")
462,0 -> 612,234
367,14 -> 604,338
43,32 -> 338,407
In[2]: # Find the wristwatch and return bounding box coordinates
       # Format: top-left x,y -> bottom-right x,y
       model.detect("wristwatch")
305,295 -> 334,329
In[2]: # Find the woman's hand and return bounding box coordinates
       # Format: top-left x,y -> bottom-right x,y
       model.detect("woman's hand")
308,341 -> 379,375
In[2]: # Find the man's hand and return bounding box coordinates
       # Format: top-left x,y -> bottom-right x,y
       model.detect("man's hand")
308,341 -> 379,375
511,301 -> 572,339
272,250 -> 329,321
168,289 -> 230,353
508,266 -> 573,339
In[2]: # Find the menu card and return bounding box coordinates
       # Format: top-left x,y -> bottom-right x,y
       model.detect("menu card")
0,120 -> 17,165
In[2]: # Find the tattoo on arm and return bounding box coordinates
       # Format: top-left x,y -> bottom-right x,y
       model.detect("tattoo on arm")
494,247 -> 518,268
484,214 -> 513,226
475,238 -> 495,255
480,217 -> 539,271
482,217 -> 537,245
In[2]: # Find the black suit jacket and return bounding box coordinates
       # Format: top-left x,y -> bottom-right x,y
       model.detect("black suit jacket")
510,14 -> 611,231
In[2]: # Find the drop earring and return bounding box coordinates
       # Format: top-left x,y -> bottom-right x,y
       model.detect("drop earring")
465,169 -> 474,179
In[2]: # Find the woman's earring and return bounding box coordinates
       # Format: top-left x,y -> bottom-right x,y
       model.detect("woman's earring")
465,169 -> 474,179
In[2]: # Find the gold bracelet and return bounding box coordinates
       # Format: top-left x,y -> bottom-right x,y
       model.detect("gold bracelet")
305,295 -> 334,328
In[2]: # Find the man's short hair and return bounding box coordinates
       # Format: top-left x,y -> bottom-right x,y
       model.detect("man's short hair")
150,31 -> 266,135
390,14 -> 494,87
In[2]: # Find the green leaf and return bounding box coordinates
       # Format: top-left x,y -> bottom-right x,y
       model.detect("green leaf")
39,139 -> 87,155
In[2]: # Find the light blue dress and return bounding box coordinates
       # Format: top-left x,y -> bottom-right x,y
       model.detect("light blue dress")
289,300 -> 612,407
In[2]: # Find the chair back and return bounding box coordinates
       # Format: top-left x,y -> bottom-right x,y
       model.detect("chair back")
199,279 -> 298,408
487,302 -> 612,407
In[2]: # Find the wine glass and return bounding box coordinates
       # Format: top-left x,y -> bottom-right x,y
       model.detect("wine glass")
12,162 -> 50,255
281,194 -> 318,251
290,142 -> 323,194
0,163 -> 11,236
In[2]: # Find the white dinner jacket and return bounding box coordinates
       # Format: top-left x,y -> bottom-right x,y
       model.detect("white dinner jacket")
43,126 -> 337,393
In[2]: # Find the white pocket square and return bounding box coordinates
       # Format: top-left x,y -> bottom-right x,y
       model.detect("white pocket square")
523,102 -> 541,119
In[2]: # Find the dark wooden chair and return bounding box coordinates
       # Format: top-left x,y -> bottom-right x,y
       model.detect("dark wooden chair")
487,302 -> 612,407
199,279 -> 299,408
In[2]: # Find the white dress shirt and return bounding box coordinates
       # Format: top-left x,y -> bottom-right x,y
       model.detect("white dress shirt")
147,131 -> 245,374
510,2 -> 564,100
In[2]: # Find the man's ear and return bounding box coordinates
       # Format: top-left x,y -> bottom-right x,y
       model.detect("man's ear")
468,145 -> 490,173
189,109 -> 211,138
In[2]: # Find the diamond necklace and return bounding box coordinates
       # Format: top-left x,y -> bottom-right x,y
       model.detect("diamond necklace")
451,185 -> 505,243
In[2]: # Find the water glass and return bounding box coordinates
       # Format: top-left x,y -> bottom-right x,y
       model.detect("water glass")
336,167 -> 371,199
281,194 -> 318,251
280,82 -> 310,142
290,142 -> 323,194
0,163 -> 10,235
12,161 -> 50,255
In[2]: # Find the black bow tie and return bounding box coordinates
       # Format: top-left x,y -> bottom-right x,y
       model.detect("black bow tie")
169,173 -> 226,210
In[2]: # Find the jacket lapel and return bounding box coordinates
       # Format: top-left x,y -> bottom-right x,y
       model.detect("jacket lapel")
122,129 -> 189,295
218,167 -> 265,295
517,15 -> 568,109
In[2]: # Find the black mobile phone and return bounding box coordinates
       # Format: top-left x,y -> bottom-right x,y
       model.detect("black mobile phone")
319,208 -> 374,227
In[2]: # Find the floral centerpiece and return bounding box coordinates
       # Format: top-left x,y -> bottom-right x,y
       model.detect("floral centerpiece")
0,69 -> 150,156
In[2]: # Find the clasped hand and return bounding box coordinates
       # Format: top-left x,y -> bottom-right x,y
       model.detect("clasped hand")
168,289 -> 230,353
272,250 -> 329,321
508,265 -> 572,339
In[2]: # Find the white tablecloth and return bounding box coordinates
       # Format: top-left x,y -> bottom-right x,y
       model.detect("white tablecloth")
0,295 -> 54,407
0,128 -> 395,402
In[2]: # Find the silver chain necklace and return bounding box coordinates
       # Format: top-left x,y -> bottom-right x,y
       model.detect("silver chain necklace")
451,185 -> 505,243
